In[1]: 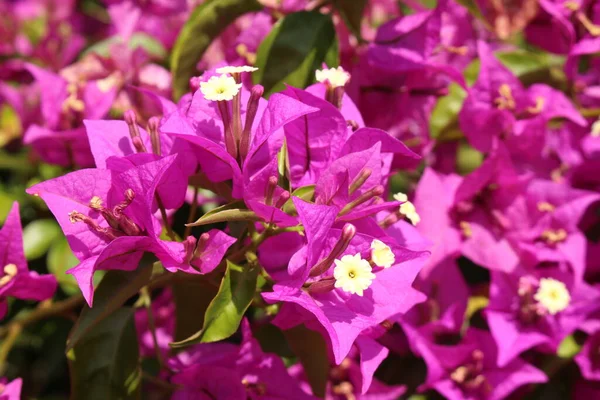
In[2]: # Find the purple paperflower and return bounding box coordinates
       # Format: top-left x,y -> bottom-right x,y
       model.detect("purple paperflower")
0,203 -> 57,319
23,63 -> 117,167
459,41 -> 585,155
486,266 -> 600,367
288,341 -> 407,400
170,320 -> 315,400
27,157 -> 235,306
414,328 -> 547,400
263,197 -> 428,368
161,70 -> 318,200
0,377 -> 22,400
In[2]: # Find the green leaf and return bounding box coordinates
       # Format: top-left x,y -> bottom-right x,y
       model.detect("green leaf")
463,50 -> 565,87
170,261 -> 258,348
69,307 -> 141,400
23,219 -> 62,260
283,324 -> 330,398
47,236 -> 81,295
83,32 -> 167,59
457,141 -> 484,175
429,83 -> 467,141
170,0 -> 263,99
253,11 -> 339,95
188,200 -> 259,226
282,185 -> 315,214
333,0 -> 367,41
172,275 -> 219,341
557,335 -> 582,359
454,0 -> 484,20
67,261 -> 154,351
496,50 -> 565,78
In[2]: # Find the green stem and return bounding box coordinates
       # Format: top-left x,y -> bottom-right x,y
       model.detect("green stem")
184,186 -> 199,238
155,194 -> 176,241
140,287 -> 168,371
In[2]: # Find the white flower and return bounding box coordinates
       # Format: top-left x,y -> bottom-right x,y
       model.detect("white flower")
333,254 -> 376,296
315,66 -> 350,88
216,65 -> 258,74
393,192 -> 421,226
534,278 -> 571,315
200,74 -> 242,101
370,240 -> 395,268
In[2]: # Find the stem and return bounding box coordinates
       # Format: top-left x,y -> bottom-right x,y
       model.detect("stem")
155,194 -> 176,241
0,324 -> 22,375
0,295 -> 85,372
140,286 -> 167,371
184,186 -> 199,238
142,371 -> 179,393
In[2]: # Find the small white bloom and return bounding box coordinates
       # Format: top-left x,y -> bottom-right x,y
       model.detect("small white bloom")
333,254 -> 376,296
200,74 -> 242,102
370,240 -> 395,268
393,192 -> 420,226
392,193 -> 407,202
216,65 -> 258,74
315,66 -> 350,88
534,278 -> 571,315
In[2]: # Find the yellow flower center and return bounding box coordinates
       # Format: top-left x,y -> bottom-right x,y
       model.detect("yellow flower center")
370,239 -> 395,268
0,263 -> 18,287
591,119 -> 600,137
534,278 -> 571,315
541,229 -> 567,245
526,97 -> 545,114
460,221 -> 472,238
537,202 -> 555,212
494,84 -> 516,110
333,254 -> 376,296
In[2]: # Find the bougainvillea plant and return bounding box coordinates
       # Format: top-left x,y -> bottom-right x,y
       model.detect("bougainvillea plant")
1,0 -> 600,399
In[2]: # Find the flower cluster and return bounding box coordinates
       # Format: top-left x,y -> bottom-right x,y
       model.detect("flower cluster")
1,0 -> 600,399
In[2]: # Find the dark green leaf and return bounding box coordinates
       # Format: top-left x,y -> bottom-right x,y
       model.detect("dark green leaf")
253,11 -> 339,95
23,219 -> 62,260
333,0 -> 367,41
170,261 -> 258,348
67,261 -> 154,351
188,200 -> 259,226
69,307 -> 141,400
283,324 -> 330,397
170,0 -> 263,99
172,275 -> 219,341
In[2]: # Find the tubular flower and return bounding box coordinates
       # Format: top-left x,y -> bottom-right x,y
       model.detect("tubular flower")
315,66 -> 351,88
200,74 -> 242,101
333,254 -> 376,296
534,278 -> 571,315
370,240 -> 395,268
216,65 -> 258,74
394,192 -> 421,226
